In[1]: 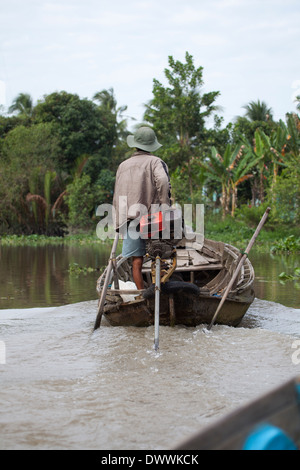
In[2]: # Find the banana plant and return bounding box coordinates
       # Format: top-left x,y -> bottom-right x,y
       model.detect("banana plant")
256,123 -> 288,199
228,146 -> 261,216
286,114 -> 300,163
201,145 -> 233,218
202,144 -> 262,218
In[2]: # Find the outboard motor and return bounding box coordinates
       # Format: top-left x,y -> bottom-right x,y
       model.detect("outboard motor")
139,207 -> 183,260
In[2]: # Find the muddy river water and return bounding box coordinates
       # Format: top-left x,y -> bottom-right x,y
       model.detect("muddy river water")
0,244 -> 299,449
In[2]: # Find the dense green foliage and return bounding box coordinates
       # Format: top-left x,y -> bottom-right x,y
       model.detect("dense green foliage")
0,89 -> 127,234
0,52 -> 299,237
271,235 -> 300,253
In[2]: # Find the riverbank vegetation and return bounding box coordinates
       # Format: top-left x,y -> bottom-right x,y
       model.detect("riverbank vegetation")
1,219 -> 299,255
1,52 -> 299,247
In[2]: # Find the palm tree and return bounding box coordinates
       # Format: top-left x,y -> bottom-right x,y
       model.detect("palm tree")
26,154 -> 90,233
94,88 -> 117,112
242,99 -> 273,122
93,87 -> 128,140
294,95 -> 300,112
26,171 -> 64,233
93,88 -> 127,122
9,93 -> 33,117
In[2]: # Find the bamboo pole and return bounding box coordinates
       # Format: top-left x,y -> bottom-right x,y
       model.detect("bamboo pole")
94,232 -> 119,330
207,207 -> 271,331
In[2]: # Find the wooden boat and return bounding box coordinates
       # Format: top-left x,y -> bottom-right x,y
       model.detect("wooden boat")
96,236 -> 255,328
175,376 -> 300,450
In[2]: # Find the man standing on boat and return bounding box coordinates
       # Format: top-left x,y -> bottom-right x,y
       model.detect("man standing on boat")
113,126 -> 171,290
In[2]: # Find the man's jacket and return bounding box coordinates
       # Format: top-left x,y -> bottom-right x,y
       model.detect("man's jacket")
113,150 -> 171,231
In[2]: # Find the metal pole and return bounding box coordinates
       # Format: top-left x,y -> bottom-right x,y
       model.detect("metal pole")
154,256 -> 161,351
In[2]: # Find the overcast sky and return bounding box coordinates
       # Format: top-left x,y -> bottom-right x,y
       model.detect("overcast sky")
0,0 -> 299,128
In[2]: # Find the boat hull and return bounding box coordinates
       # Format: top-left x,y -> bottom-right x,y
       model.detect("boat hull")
103,288 -> 255,328
175,377 -> 300,450
97,237 -> 256,328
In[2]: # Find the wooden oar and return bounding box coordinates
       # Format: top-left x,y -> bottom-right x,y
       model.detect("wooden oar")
207,207 -> 271,331
94,232 -> 119,330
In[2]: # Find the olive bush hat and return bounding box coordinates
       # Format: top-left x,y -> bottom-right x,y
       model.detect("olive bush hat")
127,126 -> 162,152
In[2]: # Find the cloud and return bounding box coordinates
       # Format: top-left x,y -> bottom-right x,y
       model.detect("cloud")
190,32 -> 232,48
0,0 -> 299,124
0,81 -> 6,106
170,6 -> 213,25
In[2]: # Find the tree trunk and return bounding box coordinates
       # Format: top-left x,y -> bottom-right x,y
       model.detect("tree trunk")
231,186 -> 238,217
251,178 -> 259,206
221,184 -> 230,219
221,184 -> 226,219
270,163 -> 278,204
260,171 -> 265,203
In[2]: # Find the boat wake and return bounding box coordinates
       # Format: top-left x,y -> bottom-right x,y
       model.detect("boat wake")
0,298 -> 299,450
242,297 -> 300,337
